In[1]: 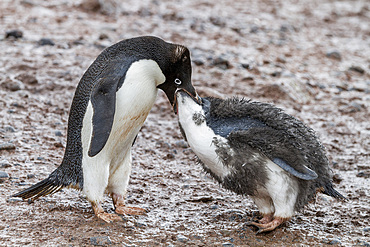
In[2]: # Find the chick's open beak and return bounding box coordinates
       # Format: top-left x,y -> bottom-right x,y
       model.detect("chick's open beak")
173,88 -> 201,114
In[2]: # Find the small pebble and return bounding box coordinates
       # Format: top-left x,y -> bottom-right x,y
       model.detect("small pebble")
329,239 -> 341,245
7,197 -> 23,203
90,236 -> 112,246
55,130 -> 63,137
209,16 -> 226,27
99,33 -> 109,40
38,38 -> 55,46
349,66 -> 365,74
363,227 -> 370,232
212,56 -> 232,70
27,174 -> 35,179
192,58 -> 205,66
357,240 -> 370,247
222,242 -> 234,247
0,162 -> 12,168
0,171 -> 10,178
165,153 -> 175,159
175,140 -> 188,148
5,30 -> 23,39
276,55 -> 287,63
2,78 -> 23,91
5,126 -> 15,132
192,235 -> 202,240
177,235 -> 188,243
134,221 -> 147,227
332,173 -> 343,183
37,157 -> 45,161
15,73 -> 38,85
357,172 -> 370,178
54,141 -> 65,148
326,51 -> 342,61
0,143 -> 16,150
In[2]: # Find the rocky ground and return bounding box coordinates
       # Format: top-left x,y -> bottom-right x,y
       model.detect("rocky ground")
0,0 -> 369,246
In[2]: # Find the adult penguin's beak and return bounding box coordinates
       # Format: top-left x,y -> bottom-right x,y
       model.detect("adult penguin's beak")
173,88 -> 202,114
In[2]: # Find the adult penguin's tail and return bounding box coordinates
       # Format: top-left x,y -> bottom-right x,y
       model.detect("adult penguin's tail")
11,166 -> 81,202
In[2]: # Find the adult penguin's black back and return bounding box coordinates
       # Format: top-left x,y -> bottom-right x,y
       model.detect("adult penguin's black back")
12,36 -> 198,221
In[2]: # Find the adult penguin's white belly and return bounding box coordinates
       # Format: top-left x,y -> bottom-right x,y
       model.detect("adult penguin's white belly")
81,59 -> 164,206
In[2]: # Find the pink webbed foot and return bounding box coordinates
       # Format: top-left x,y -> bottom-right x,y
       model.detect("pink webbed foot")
247,216 -> 290,234
112,193 -> 147,216
91,202 -> 122,223
259,213 -> 274,224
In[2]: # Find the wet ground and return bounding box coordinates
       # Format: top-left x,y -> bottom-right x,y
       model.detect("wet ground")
0,0 -> 369,246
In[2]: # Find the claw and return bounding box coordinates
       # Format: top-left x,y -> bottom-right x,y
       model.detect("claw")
96,212 -> 123,223
259,213 -> 274,224
115,206 -> 147,216
247,217 -> 289,234
91,201 -> 122,223
112,193 -> 147,216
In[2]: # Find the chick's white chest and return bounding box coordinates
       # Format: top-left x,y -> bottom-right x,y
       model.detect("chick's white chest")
177,96 -> 231,179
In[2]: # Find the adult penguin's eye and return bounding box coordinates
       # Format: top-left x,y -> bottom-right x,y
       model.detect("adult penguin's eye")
174,78 -> 182,85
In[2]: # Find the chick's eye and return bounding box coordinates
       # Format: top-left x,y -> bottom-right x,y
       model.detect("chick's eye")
174,78 -> 182,85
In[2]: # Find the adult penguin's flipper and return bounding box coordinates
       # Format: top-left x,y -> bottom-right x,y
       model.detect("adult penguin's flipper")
89,77 -> 118,157
88,60 -> 134,157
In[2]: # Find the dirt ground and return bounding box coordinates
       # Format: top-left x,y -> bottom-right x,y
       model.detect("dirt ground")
0,0 -> 369,246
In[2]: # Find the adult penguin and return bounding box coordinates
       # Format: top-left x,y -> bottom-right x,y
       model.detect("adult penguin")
12,36 -> 199,222
174,89 -> 345,233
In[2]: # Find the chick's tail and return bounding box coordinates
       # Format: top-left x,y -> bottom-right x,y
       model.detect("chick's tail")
322,183 -> 347,201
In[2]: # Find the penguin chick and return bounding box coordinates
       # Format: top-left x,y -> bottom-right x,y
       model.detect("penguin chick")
175,89 -> 345,233
12,36 -> 198,223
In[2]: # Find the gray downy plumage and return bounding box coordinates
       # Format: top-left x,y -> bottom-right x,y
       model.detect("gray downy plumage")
176,90 -> 345,223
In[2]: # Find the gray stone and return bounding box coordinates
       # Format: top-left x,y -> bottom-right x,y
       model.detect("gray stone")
90,236 -> 112,246
1,77 -> 23,91
0,143 -> 16,150
177,235 -> 188,242
38,38 -> 55,46
357,240 -> 370,247
55,130 -> 63,137
329,239 -> 341,245
357,172 -> 370,178
326,51 -> 342,61
5,126 -> 15,132
15,73 -> 38,85
5,30 -> 23,39
212,56 -> 232,70
349,66 -> 365,74
222,242 -> 234,247
134,221 -> 147,227
175,140 -> 188,148
0,162 -> 12,168
0,171 -> 10,178
7,197 -> 23,203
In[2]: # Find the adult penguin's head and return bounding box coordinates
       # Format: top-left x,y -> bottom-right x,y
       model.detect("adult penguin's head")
154,38 -> 199,110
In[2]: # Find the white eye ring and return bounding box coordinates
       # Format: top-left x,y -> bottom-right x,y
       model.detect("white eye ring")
174,78 -> 182,85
